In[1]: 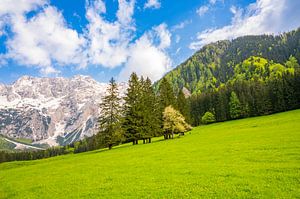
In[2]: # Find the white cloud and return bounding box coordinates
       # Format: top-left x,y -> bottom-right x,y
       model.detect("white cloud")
118,24 -> 172,82
118,35 -> 171,82
229,6 -> 243,24
0,0 -> 46,36
40,66 -> 60,75
190,0 -> 300,50
91,0 -> 106,14
117,0 -> 135,27
1,3 -> 85,75
144,0 -> 161,9
196,0 -> 224,17
85,0 -> 135,68
196,0 -> 224,18
0,0 -> 172,81
0,0 -> 137,74
153,23 -> 171,49
197,6 -> 209,17
0,0 -> 47,16
0,21 -> 4,36
171,20 -> 192,31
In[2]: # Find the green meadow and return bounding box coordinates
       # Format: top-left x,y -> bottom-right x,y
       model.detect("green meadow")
0,110 -> 300,198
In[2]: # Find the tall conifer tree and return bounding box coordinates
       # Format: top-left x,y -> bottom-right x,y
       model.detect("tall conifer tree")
140,77 -> 162,142
157,78 -> 177,133
98,77 -> 123,150
158,78 -> 176,108
123,73 -> 143,145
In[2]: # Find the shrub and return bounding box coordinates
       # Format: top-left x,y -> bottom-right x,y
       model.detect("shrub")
201,112 -> 216,124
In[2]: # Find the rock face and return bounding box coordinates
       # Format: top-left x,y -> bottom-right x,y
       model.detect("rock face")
0,75 -> 126,147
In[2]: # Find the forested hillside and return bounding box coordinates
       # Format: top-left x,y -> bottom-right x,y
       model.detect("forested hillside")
153,28 -> 300,126
156,28 -> 300,94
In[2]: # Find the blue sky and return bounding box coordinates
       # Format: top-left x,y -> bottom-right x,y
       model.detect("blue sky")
0,0 -> 299,84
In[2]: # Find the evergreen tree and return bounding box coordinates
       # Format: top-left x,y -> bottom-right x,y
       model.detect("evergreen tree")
140,77 -> 161,143
177,89 -> 190,123
229,91 -> 242,119
214,88 -> 228,121
158,78 -> 177,133
282,73 -> 297,110
98,77 -> 123,150
257,82 -> 272,115
269,78 -> 286,112
158,78 -> 176,108
123,73 -> 143,145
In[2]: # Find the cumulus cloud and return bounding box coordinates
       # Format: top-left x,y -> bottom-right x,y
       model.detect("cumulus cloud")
0,0 -> 139,74
0,0 -> 46,37
197,6 -> 209,17
0,0 -> 47,15
84,0 -> 135,68
144,0 -> 161,9
85,1 -> 172,81
0,1 -> 85,75
0,0 -> 171,81
190,0 -> 300,50
91,0 -> 106,14
117,0 -> 135,27
118,24 -> 172,82
153,23 -> 171,49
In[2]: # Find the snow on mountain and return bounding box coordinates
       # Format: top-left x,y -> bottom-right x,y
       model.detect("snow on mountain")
0,75 -> 127,147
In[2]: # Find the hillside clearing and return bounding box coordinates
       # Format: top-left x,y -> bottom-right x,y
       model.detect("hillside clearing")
0,110 -> 300,198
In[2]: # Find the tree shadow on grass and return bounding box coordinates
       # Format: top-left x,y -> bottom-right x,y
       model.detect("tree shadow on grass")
87,134 -> 189,155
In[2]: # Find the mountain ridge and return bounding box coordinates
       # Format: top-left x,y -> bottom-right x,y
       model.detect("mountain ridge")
0,75 -> 127,148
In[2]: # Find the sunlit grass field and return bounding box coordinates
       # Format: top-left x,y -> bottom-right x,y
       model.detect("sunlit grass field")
0,110 -> 300,198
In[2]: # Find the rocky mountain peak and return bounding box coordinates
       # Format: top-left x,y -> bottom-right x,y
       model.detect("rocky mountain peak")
0,75 -> 127,147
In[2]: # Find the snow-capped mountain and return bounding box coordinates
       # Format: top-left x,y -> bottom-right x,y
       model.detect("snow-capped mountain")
0,75 -> 126,147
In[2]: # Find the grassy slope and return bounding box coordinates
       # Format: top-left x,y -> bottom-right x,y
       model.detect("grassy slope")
0,136 -> 43,151
13,138 -> 33,145
0,110 -> 300,198
0,137 -> 16,151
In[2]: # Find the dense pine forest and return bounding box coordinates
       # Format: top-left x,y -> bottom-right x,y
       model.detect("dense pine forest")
1,28 -> 300,163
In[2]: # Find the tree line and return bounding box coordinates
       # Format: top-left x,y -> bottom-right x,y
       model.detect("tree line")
0,145 -> 74,163
0,73 -> 190,163
189,70 -> 300,126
